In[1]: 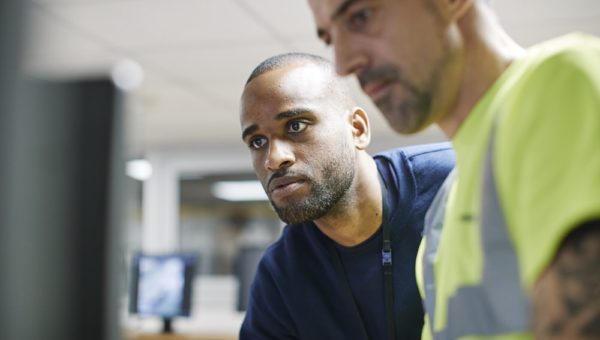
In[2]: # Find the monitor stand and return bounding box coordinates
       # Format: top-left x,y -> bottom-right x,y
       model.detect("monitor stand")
162,318 -> 173,333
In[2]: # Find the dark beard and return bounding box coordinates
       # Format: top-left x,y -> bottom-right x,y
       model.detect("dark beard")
270,152 -> 355,225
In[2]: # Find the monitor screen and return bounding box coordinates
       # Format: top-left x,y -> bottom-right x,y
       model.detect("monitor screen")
129,253 -> 197,319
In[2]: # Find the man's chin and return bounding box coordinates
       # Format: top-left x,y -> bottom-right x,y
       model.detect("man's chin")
378,104 -> 430,134
277,212 -> 310,225
274,205 -> 327,225
389,119 -> 429,134
380,113 -> 417,135
272,203 -> 304,224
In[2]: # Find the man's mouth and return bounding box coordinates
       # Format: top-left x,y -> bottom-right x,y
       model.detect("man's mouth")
361,79 -> 393,103
268,176 -> 306,201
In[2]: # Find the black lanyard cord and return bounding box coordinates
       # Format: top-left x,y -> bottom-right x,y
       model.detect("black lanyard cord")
380,175 -> 395,340
328,174 -> 395,340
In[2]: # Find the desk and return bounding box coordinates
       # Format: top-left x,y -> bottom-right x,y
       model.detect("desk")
122,310 -> 243,340
126,333 -> 236,340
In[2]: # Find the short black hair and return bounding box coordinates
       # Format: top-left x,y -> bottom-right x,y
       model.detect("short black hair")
246,52 -> 333,85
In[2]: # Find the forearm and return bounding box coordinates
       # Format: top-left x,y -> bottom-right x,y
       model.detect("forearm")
533,221 -> 600,339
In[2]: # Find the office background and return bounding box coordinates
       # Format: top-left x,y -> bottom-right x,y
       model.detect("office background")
7,0 -> 600,338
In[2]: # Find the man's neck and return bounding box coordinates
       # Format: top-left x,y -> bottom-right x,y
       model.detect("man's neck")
438,2 -> 525,138
313,155 -> 383,247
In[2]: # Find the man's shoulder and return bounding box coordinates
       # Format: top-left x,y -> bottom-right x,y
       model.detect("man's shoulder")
374,142 -> 455,204
531,33 -> 600,59
373,143 -> 454,233
374,141 -> 452,158
523,33 -> 600,79
374,142 -> 454,171
495,33 -> 600,135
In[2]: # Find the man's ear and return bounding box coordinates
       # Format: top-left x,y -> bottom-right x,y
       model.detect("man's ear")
351,107 -> 370,150
436,0 -> 474,23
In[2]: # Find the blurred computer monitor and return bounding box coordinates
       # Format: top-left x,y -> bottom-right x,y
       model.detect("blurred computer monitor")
129,253 -> 197,333
0,76 -> 125,340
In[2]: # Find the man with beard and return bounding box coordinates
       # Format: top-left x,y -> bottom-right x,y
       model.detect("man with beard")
238,52 -> 454,340
307,0 -> 600,339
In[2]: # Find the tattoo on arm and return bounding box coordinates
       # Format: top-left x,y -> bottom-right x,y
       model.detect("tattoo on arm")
533,221 -> 600,339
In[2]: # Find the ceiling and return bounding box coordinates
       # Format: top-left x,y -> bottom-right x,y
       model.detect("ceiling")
23,0 -> 600,157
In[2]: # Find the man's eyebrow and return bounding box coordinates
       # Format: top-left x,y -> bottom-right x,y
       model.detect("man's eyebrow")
317,28 -> 327,40
241,124 -> 258,141
331,0 -> 361,21
275,108 -> 311,120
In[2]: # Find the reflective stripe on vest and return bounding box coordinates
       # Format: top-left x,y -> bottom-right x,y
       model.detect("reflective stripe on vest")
422,127 -> 531,339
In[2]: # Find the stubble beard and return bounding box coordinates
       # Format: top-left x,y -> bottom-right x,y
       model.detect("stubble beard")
270,149 -> 356,225
367,37 -> 454,135
367,64 -> 435,134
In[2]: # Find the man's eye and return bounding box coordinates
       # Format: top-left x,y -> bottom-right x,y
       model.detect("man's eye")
288,121 -> 308,133
318,29 -> 332,46
249,137 -> 267,150
346,8 -> 373,32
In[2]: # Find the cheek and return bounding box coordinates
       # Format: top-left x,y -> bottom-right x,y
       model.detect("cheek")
306,135 -> 348,161
252,157 -> 267,178
378,6 -> 443,63
369,27 -> 417,74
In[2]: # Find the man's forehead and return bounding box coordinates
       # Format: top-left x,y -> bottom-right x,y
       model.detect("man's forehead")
242,66 -> 327,114
308,0 -> 363,41
244,63 -> 333,101
308,0 -> 334,26
308,0 -> 354,23
278,65 -> 331,99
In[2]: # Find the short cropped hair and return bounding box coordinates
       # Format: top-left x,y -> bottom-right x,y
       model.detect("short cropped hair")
246,52 -> 333,85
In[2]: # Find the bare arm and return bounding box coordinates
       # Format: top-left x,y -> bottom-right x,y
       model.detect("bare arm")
533,221 -> 600,339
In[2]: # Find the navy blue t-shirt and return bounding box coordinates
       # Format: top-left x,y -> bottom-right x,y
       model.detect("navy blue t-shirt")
240,143 -> 455,340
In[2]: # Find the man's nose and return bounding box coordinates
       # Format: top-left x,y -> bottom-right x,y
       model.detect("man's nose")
265,139 -> 295,171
